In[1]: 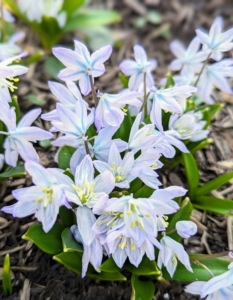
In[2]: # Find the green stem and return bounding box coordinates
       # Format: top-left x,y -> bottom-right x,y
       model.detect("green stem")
89,75 -> 98,107
83,138 -> 91,156
194,52 -> 212,87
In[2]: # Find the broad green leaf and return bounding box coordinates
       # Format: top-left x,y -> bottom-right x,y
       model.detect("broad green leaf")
125,256 -> 160,276
3,254 -> 12,296
195,171 -> 233,197
192,196 -> 233,216
129,178 -> 142,194
59,206 -> 75,228
22,224 -> 64,255
64,9 -> 121,31
62,0 -> 85,18
54,252 -> 126,280
182,153 -> 199,199
45,56 -> 64,79
58,146 -> 76,170
118,73 -> 129,88
113,110 -> 132,142
166,198 -> 192,242
185,100 -> 195,112
99,257 -> 121,273
135,185 -> 154,198
131,275 -> 155,300
61,228 -> 83,252
163,255 -> 230,282
0,165 -> 26,178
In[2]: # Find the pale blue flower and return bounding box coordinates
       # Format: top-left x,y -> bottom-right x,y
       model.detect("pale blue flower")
150,85 -> 196,133
0,32 -> 25,61
158,235 -> 193,277
0,53 -> 28,103
18,0 -> 42,22
168,111 -> 209,142
41,81 -> 87,125
0,8 -> 15,22
65,155 -> 115,210
95,90 -> 142,131
93,143 -> 136,189
51,100 -> 94,148
185,262 -> 233,299
71,223 -> 103,278
2,161 -> 74,232
176,221 -> 197,238
53,40 -> 112,95
197,58 -> 233,104
119,44 -> 157,90
0,105 -> 53,167
196,16 -> 233,61
170,37 -> 208,73
128,112 -> 158,153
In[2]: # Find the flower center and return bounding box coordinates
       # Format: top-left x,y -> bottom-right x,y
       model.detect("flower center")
85,64 -> 92,75
109,162 -> 125,183
72,182 -> 96,204
35,187 -> 54,209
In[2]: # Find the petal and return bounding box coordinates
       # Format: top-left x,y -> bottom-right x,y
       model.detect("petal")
75,155 -> 94,186
119,59 -> 139,76
79,73 -> 91,96
17,108 -> 41,128
94,171 -> 115,194
76,206 -> 96,246
14,127 -> 53,141
25,160 -> 56,186
48,81 -> 76,105
108,143 -> 122,166
52,47 -> 86,68
128,72 -> 144,91
13,138 -> 40,164
170,40 -> 186,58
185,281 -> 205,295
134,44 -> 148,65
41,201 -> 59,233
4,138 -> 18,167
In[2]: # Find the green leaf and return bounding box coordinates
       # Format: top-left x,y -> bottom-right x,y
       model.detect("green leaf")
26,94 -> 46,106
45,56 -> 64,79
131,275 -> 155,300
129,178 -> 142,194
135,185 -> 154,198
163,255 -> 230,282
58,146 -> 76,170
3,254 -> 12,296
195,171 -> 233,197
202,108 -> 211,129
54,252 -> 126,280
182,153 -> 199,199
0,165 -> 26,178
118,73 -> 129,88
147,11 -> 162,24
196,103 -> 223,119
113,110 -> 132,142
9,95 -> 20,123
59,206 -> 75,228
62,0 -> 85,18
185,100 -> 195,112
99,257 -> 121,273
24,51 -> 44,66
61,228 -> 83,252
22,224 -> 64,255
192,196 -> 233,216
64,9 -> 121,31
164,72 -> 175,88
125,256 -> 160,276
166,198 -> 193,242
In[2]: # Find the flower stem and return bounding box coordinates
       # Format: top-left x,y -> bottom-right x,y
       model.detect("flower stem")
83,138 -> 91,156
139,91 -> 150,114
194,52 -> 212,87
89,75 -> 98,108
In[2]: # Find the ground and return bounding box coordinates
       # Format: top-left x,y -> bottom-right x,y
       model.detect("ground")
1,0 -> 233,299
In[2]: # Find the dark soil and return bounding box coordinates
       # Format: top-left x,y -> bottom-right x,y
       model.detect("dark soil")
1,0 -> 233,299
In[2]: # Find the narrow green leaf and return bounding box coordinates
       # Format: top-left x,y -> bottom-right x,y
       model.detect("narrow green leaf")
192,196 -> 233,216
118,73 -> 129,88
131,274 -> 155,300
9,95 -> 20,123
185,100 -> 195,112
64,9 -> 121,31
61,228 -> 83,252
164,72 -> 175,88
166,197 -> 193,242
195,103 -> 223,119
62,0 -> 85,18
3,254 -> 12,295
58,146 -> 76,170
182,153 -> 199,198
54,252 -> 126,281
195,171 -> 233,197
134,185 -> 154,198
163,255 -> 230,282
113,110 -> 132,142
24,51 -> 44,66
22,224 -> 64,255
0,165 -> 26,178
129,178 -> 142,194
59,206 -> 75,228
202,108 -> 211,129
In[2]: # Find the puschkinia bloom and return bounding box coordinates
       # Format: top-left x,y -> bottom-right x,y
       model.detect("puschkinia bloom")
170,37 -> 208,73
185,262 -> 233,299
95,90 -> 142,131
0,106 -> 53,167
53,40 -> 112,95
168,111 -> 209,142
0,53 -> 28,103
0,32 -> 25,61
150,85 -> 197,132
176,221 -> 197,238
119,44 -> 157,91
0,7 -> 15,22
2,161 -> 74,232
158,235 -> 193,277
196,16 -> 233,61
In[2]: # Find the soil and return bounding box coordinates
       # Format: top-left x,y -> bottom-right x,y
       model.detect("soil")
1,0 -> 233,299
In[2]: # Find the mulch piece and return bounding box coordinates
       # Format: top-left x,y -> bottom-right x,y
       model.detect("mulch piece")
1,0 -> 233,299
